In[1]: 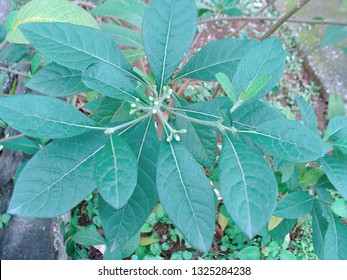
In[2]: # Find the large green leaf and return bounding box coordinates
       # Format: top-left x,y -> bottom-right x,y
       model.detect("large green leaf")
232,37 -> 286,101
241,119 -> 325,162
296,96 -> 318,131
311,200 -> 328,260
219,134 -> 277,238
142,0 -> 197,93
274,191 -> 315,219
176,38 -> 257,81
156,140 -> 215,252
95,134 -> 138,209
325,116 -> 347,140
321,25 -> 347,47
82,62 -> 140,101
26,62 -> 89,97
6,0 -> 98,44
320,156 -> 347,200
7,131 -> 106,217
100,23 -> 143,49
20,22 -> 138,82
100,117 -> 159,252
172,97 -> 217,169
92,0 -> 147,28
0,94 -> 99,139
324,215 -> 347,260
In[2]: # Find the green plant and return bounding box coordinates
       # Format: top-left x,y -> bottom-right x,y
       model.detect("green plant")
0,0 -> 347,260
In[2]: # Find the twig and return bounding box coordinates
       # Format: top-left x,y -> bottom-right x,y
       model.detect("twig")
211,84 -> 221,100
230,0 -> 278,37
73,0 -> 96,9
0,134 -> 26,144
199,15 -> 347,27
260,0 -> 311,40
0,66 -> 31,78
0,40 -> 8,52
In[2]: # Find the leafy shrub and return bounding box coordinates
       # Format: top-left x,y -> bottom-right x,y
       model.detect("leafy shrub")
0,0 -> 346,259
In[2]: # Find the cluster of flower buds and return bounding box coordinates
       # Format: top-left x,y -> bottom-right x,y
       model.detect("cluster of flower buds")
129,98 -> 142,115
166,128 -> 187,142
162,86 -> 173,101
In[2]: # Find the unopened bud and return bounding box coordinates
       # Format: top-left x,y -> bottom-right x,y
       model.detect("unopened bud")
152,109 -> 158,114
131,103 -> 137,108
173,133 -> 181,141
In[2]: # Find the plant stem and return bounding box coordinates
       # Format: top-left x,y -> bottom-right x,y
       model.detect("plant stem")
0,40 -> 8,52
0,66 -> 31,78
105,112 -> 152,134
260,0 -> 311,40
0,134 -> 26,144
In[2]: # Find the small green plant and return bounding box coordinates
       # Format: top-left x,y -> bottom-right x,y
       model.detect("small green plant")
0,0 -> 347,260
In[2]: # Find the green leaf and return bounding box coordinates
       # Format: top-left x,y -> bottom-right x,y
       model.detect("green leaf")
1,213 -> 11,224
94,134 -> 138,209
7,131 -> 106,217
72,228 -> 106,246
232,37 -> 286,101
333,139 -> 347,155
176,38 -> 257,81
100,23 -> 143,49
321,25 -> 347,47
324,215 -> 347,260
156,140 -> 215,252
20,22 -> 137,82
296,96 -> 318,131
328,93 -> 345,120
82,62 -> 140,101
6,0 -> 98,44
0,94 -> 98,139
238,246 -> 260,260
331,199 -> 347,218
320,156 -> 347,201
26,62 -> 89,97
173,97 -> 217,169
215,72 -> 237,103
239,74 -> 271,101
274,191 -> 314,219
325,116 -> 347,140
91,97 -> 133,125
31,53 -> 42,74
92,0 -> 147,28
219,134 -> 277,238
142,0 -> 197,93
1,136 -> 40,155
100,117 -> 158,252
300,168 -> 324,185
232,100 -> 284,130
311,200 -> 328,260
242,119 -> 325,162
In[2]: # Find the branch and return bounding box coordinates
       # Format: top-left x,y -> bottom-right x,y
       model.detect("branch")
0,40 -> 8,52
0,134 -> 26,144
0,66 -> 31,78
260,0 -> 311,40
230,0 -> 278,36
199,15 -> 347,27
73,0 -> 96,9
